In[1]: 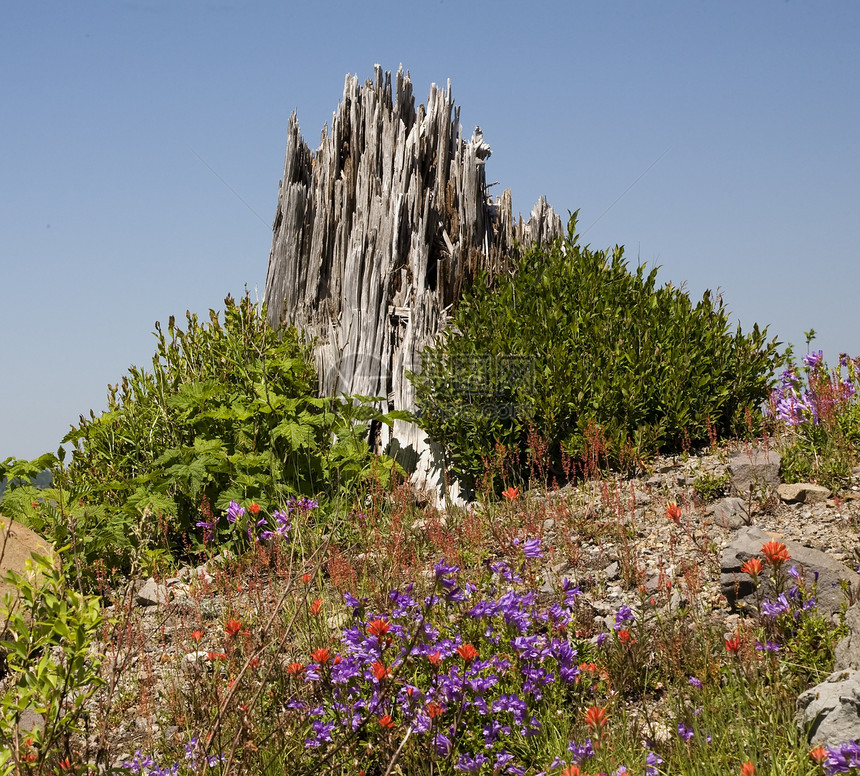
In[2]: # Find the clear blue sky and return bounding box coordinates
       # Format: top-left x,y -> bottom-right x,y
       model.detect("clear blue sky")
2,1 -> 858,461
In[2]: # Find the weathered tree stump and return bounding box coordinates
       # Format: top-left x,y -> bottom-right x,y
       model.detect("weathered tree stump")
264,65 -> 562,498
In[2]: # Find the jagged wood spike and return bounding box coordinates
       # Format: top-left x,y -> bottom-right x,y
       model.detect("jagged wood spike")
264,65 -> 562,496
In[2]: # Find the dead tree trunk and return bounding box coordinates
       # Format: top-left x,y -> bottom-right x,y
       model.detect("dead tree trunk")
264,65 -> 562,498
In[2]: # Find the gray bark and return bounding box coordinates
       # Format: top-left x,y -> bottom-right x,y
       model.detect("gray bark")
264,65 -> 562,497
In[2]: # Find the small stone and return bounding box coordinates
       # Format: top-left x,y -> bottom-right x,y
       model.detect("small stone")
136,577 -> 170,607
777,483 -> 831,504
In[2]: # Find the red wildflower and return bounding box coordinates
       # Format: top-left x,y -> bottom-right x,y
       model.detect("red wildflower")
740,762 -> 755,776
372,661 -> 390,681
367,618 -> 391,639
207,651 -> 227,660
191,629 -> 204,642
560,767 -> 581,776
224,618 -> 243,637
309,598 -> 322,616
249,502 -> 261,515
428,650 -> 442,667
617,629 -> 632,645
725,635 -> 741,654
809,746 -> 828,765
584,705 -> 609,731
426,701 -> 445,718
311,647 -> 330,665
761,540 -> 790,566
301,573 -> 312,584
740,558 -> 764,577
377,714 -> 395,729
457,643 -> 479,663
286,662 -> 305,676
58,758 -> 73,770
666,502 -> 682,524
502,486 -> 519,501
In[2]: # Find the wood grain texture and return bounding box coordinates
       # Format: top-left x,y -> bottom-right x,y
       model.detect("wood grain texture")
265,66 -> 562,495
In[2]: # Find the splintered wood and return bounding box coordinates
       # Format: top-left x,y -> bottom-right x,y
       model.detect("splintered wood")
265,65 -> 561,486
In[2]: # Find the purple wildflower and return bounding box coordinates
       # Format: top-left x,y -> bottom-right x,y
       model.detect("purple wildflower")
804,350 -> 823,369
645,751 -> 663,776
761,593 -> 790,618
614,604 -> 635,630
755,639 -> 781,652
520,537 -> 543,559
677,723 -> 693,742
688,676 -> 702,689
824,740 -> 860,773
226,500 -> 245,523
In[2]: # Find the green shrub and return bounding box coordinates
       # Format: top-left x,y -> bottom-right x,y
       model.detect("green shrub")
1,294 -> 400,584
410,215 -> 782,490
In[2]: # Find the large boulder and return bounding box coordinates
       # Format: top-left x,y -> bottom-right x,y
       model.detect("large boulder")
0,513 -> 58,615
797,669 -> 860,747
721,525 -> 859,617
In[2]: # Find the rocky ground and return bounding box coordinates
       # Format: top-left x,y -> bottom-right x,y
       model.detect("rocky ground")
7,441 -> 860,769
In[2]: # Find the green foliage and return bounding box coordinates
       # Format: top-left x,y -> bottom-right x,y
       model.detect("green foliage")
1,295 -> 401,584
0,554 -> 104,772
692,471 -> 731,503
410,215 -> 782,489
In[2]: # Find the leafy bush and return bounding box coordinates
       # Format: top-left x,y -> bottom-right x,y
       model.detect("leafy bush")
0,294 -> 400,583
0,554 -> 104,773
410,215 -> 782,489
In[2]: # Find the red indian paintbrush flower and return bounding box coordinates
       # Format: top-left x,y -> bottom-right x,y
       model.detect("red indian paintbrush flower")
310,647 -> 330,665
741,557 -> 764,577
286,662 -> 305,676
224,618 -> 243,637
502,486 -> 519,501
309,599 -> 322,616
372,661 -> 390,681
809,746 -> 828,765
761,540 -> 790,566
584,705 -> 609,731
367,618 -> 391,639
457,644 -> 478,663
740,761 -> 755,776
191,629 -> 204,642
666,502 -> 682,524
428,650 -> 442,667
426,701 -> 444,718
725,636 -> 741,654
377,714 -> 395,729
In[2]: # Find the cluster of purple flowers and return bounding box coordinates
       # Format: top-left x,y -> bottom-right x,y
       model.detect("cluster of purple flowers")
197,497 -> 319,545
121,738 -> 224,775
290,546 -> 588,773
824,740 -> 860,774
769,352 -> 858,428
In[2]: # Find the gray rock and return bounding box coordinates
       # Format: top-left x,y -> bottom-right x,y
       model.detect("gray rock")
721,526 -> 859,616
728,449 -> 781,496
797,669 -> 860,747
778,483 -> 832,504
835,604 -> 860,671
711,497 -> 750,530
136,577 -> 169,607
17,708 -> 45,735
